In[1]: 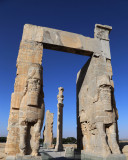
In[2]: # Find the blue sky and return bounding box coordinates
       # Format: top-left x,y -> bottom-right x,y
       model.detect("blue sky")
0,0 -> 128,139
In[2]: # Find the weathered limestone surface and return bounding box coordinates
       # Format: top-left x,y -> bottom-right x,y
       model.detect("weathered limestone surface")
5,26 -> 44,157
43,110 -> 54,148
55,87 -> 64,151
77,24 -> 124,159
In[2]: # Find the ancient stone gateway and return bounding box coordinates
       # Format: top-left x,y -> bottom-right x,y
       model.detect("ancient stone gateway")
5,24 -> 126,159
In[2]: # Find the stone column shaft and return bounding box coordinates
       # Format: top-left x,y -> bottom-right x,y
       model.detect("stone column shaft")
55,87 -> 64,151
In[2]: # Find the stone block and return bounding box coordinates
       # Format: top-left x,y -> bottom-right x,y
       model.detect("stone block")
60,31 -> 82,49
17,41 -> 43,66
65,147 -> 74,158
6,156 -> 16,160
14,75 -> 27,93
81,36 -> 101,55
106,59 -> 113,77
94,24 -> 112,40
19,41 -> 43,55
22,24 -> 43,42
100,39 -> 111,59
17,63 -> 30,75
43,26 -> 101,57
11,93 -> 22,109
106,154 -> 126,160
17,53 -> 42,64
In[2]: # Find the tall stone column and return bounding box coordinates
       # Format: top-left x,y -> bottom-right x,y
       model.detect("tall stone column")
55,87 -> 64,151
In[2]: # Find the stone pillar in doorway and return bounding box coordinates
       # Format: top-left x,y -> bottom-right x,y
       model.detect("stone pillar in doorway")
55,87 -> 64,151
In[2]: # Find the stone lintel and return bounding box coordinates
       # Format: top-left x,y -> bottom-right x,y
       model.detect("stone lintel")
22,24 -> 102,57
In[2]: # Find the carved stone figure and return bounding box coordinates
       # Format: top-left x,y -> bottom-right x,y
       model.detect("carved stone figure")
19,64 -> 45,156
43,110 -> 54,148
76,24 -> 125,159
77,56 -> 121,158
55,87 -> 64,151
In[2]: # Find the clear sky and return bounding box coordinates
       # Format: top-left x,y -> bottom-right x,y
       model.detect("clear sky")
0,0 -> 128,139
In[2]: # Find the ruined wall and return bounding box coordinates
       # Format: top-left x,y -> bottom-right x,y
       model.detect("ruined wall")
43,110 -> 54,148
5,24 -> 44,156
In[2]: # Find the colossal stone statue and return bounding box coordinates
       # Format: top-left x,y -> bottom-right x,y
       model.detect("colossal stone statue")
77,24 -> 125,159
19,64 -> 44,156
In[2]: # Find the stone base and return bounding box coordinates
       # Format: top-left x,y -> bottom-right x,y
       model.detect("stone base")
55,145 -> 63,151
43,143 -> 54,149
43,143 -> 48,149
81,152 -> 127,160
6,155 -> 42,160
65,147 -> 75,158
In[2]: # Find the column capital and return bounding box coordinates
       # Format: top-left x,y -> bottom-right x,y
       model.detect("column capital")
57,87 -> 64,104
94,24 -> 112,41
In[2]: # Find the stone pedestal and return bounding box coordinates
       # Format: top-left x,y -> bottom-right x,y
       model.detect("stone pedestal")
55,87 -> 64,151
6,155 -> 42,160
81,151 -> 127,160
